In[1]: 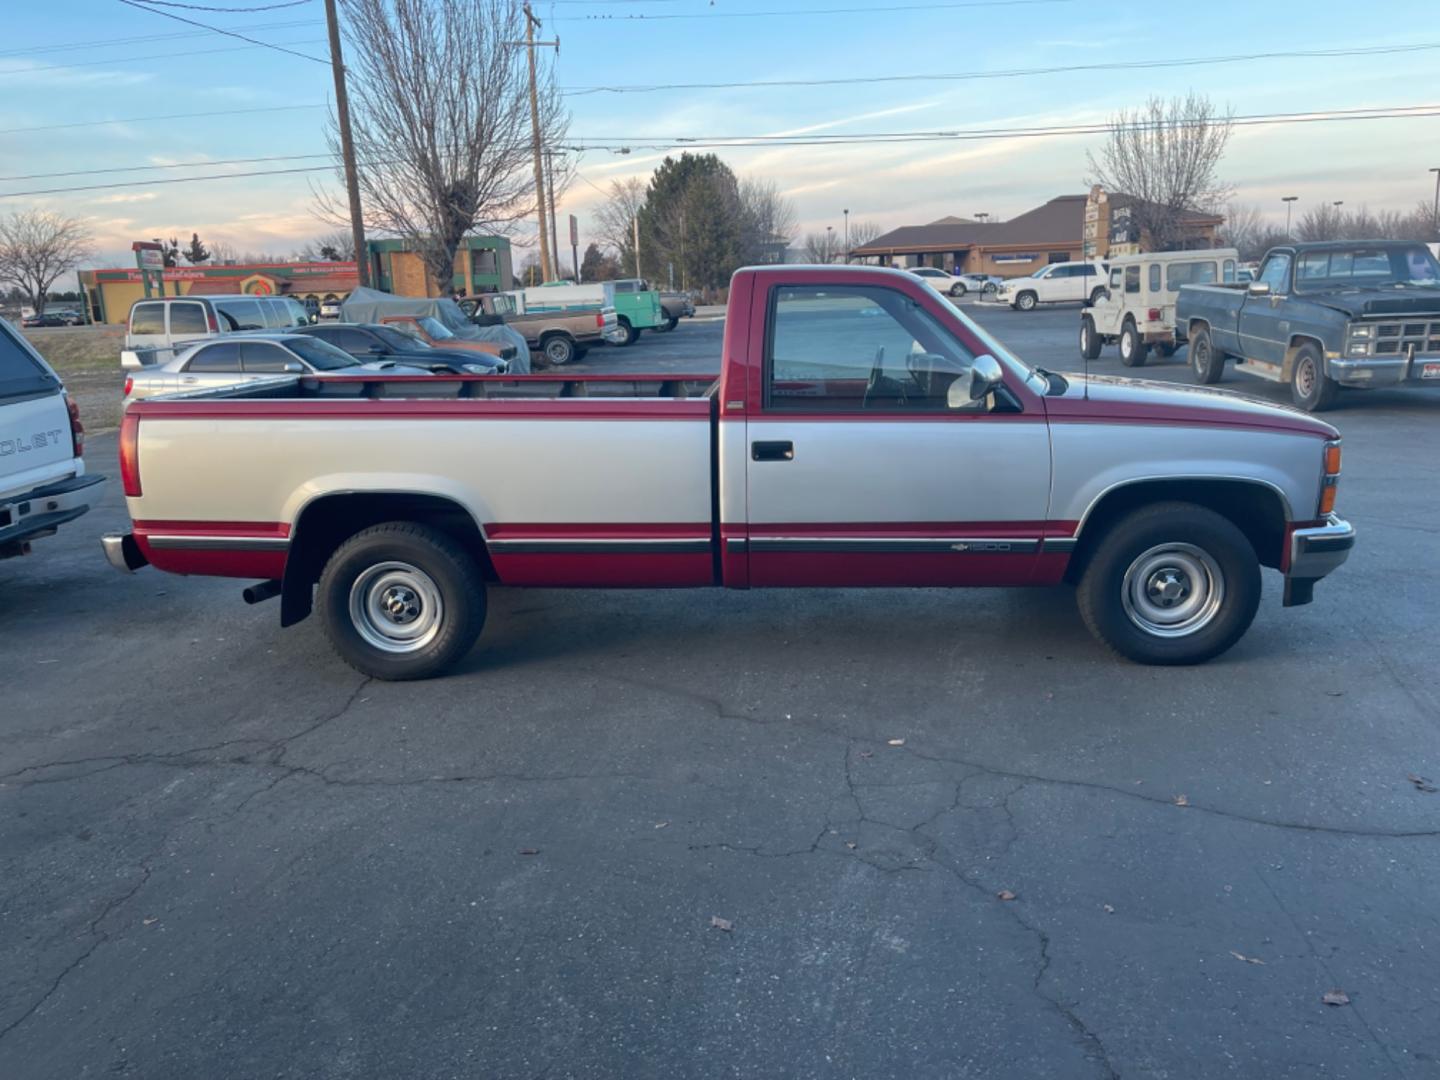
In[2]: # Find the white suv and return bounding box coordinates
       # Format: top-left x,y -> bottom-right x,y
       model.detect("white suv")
1,316 -> 102,559
993,261 -> 1108,311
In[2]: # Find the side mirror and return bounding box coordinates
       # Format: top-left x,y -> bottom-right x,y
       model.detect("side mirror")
282,360 -> 305,374
1247,281 -> 1272,296
948,354 -> 1004,408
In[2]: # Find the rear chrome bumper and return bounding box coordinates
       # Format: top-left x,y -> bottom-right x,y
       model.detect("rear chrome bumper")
101,532 -> 149,573
0,472 -> 105,555
1283,514 -> 1355,606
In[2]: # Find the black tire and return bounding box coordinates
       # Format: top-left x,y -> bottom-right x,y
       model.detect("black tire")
1089,286 -> 1107,306
316,522 -> 487,681
1290,342 -> 1339,412
662,315 -> 680,332
1079,316 -> 1102,361
949,283 -> 966,297
541,334 -> 577,365
1076,502 -> 1260,666
1119,321 -> 1148,367
1015,291 -> 1038,312
615,317 -> 638,346
1189,324 -> 1225,384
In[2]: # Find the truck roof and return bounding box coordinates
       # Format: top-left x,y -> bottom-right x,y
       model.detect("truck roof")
1273,239 -> 1429,253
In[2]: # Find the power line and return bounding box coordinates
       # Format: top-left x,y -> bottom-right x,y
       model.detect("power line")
0,18 -> 312,56
0,38 -> 329,76
564,40 -> 1440,94
555,0 -> 1069,19
125,0 -> 312,10
4,104 -> 1437,199
114,0 -> 331,64
0,103 -> 325,136
0,151 -> 335,182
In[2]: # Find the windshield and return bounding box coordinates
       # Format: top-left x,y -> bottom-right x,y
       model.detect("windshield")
1029,267 -> 1050,278
915,277 -> 1047,392
374,325 -> 428,351
1293,246 -> 1440,291
417,316 -> 455,340
284,336 -> 360,371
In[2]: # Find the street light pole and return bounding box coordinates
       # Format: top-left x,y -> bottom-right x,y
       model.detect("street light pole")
1282,196 -> 1298,239
826,224 -> 834,264
1430,168 -> 1440,239
843,208 -> 849,263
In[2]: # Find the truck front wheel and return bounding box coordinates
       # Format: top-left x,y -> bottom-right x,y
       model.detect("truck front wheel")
1014,291 -> 1038,312
316,522 -> 487,680
1076,502 -> 1260,665
1291,343 -> 1339,412
1079,315 -> 1102,360
1189,325 -> 1225,384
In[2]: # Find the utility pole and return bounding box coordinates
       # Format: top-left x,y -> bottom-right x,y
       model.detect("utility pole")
1430,168 -> 1440,239
516,3 -> 556,282
324,0 -> 368,287
843,208 -> 849,263
632,213 -> 641,278
545,149 -> 561,278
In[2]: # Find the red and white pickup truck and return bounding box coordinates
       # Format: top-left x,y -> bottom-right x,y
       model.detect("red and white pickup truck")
102,266 -> 1355,679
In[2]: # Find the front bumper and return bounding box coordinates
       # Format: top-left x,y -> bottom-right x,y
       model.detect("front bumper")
1328,353 -> 1440,388
1283,513 -> 1356,606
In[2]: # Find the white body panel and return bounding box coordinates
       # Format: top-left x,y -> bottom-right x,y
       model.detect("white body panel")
129,413 -> 713,531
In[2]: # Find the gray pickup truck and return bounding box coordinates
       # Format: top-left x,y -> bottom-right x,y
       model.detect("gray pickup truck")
1176,240 -> 1440,411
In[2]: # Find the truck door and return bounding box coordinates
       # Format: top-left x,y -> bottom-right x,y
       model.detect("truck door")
1238,251 -> 1293,365
743,281 -> 1053,588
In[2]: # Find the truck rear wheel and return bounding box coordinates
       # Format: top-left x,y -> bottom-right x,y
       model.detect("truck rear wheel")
316,522 -> 487,681
541,334 -> 577,365
1079,315 -> 1102,360
1291,343 -> 1339,412
1076,502 -> 1260,665
1189,325 -> 1225,384
615,317 -> 638,346
1119,321 -> 1148,367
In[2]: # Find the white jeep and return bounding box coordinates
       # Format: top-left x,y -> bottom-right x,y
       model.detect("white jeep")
1080,248 -> 1241,367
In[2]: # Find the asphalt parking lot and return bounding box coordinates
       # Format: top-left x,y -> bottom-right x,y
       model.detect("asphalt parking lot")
4,303 -> 1439,1078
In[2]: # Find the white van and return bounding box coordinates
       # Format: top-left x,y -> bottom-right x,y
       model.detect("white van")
1080,248 -> 1240,366
123,294 -> 313,369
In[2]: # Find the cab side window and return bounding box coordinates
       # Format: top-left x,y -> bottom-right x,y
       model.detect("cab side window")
130,303 -> 164,335
1124,266 -> 1141,294
1257,253 -> 1291,292
1148,264 -> 1161,291
168,302 -> 207,335
1109,267 -> 1124,290
765,285 -> 979,414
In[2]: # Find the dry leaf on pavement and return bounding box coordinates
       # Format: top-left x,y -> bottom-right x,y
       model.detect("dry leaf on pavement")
1103,904 -> 1115,914
1229,950 -> 1265,965
710,916 -> 733,932
519,848 -> 540,856
996,890 -> 1017,901
1406,773 -> 1437,793
887,739 -> 905,747
1173,794 -> 1189,807
1322,990 -> 1350,1007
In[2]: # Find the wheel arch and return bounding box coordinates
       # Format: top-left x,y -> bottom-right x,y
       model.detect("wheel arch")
280,490 -> 492,627
1066,477 -> 1291,583
1282,333 -> 1326,382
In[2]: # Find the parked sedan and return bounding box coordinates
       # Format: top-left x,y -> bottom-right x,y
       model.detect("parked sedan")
295,322 -> 507,373
956,273 -> 1002,296
905,266 -> 970,296
20,312 -> 67,328
121,332 -> 434,406
319,298 -> 343,319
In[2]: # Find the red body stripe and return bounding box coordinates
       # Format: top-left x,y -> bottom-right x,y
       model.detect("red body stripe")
488,551 -> 713,588
134,543 -> 287,581
486,522 -> 709,540
133,520 -> 290,538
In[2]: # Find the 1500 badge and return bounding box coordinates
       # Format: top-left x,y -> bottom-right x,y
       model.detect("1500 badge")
0,429 -> 64,456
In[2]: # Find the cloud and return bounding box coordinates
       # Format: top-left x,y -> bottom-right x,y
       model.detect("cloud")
87,192 -> 159,205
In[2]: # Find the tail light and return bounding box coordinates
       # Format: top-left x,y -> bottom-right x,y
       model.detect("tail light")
595,313 -> 604,328
123,376 -> 133,399
65,394 -> 85,457
119,412 -> 142,497
1319,439 -> 1341,516
1147,307 -> 1162,322
206,307 -> 219,332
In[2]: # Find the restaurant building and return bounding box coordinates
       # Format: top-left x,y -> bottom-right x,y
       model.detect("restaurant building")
851,189 -> 1223,275
79,236 -> 514,324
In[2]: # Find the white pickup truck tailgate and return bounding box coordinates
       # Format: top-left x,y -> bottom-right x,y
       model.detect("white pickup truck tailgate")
1,326 -> 75,500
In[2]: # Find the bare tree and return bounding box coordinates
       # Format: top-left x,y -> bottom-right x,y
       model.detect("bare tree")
299,229 -> 358,262
208,239 -> 238,264
1086,94 -> 1234,252
738,177 -> 797,263
1217,202 -> 1268,260
594,177 -> 647,272
0,210 -> 92,315
803,229 -> 844,264
1297,203 -> 1346,242
845,218 -> 885,256
322,0 -> 566,293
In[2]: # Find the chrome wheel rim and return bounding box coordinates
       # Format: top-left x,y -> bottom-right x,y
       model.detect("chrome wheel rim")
348,561 -> 444,654
1121,543 -> 1225,638
1080,322 -> 1090,350
1193,340 -> 1208,375
1121,330 -> 1133,358
546,340 -> 570,363
1296,356 -> 1316,397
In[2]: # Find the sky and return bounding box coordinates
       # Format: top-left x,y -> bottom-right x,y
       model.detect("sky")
2,0 -> 1438,278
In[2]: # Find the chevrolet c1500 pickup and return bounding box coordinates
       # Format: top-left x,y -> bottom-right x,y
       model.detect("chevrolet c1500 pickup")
101,266 -> 1355,680
1176,240 -> 1440,411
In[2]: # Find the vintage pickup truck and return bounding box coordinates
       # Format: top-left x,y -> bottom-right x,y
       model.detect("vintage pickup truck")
101,266 -> 1355,680
459,292 -> 617,366
1177,240 -> 1440,411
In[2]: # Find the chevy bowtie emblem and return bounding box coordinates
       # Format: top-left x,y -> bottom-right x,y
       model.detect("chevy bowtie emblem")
951,543 -> 970,552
